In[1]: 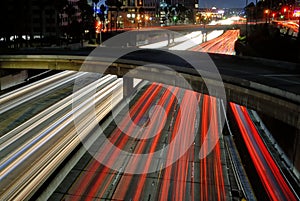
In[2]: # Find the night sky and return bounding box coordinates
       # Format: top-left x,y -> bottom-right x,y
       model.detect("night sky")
199,0 -> 255,8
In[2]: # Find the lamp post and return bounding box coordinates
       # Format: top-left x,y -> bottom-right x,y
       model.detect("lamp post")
264,9 -> 270,23
283,7 -> 287,20
136,14 -> 141,29
144,15 -> 149,26
95,20 -> 102,44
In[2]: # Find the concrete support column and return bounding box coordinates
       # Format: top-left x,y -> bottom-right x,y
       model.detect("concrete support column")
0,70 -> 28,90
167,33 -> 174,46
123,76 -> 134,98
293,128 -> 300,176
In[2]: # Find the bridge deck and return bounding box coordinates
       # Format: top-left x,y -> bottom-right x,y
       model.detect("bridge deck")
0,49 -> 299,128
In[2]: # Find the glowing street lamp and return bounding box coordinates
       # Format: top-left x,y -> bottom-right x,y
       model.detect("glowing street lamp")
283,7 -> 287,13
282,6 -> 289,20
264,9 -> 270,23
95,20 -> 102,44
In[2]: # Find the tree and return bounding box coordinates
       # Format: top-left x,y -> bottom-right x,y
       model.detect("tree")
78,0 -> 94,40
245,2 -> 256,22
175,3 -> 188,23
64,2 -> 77,40
92,0 -> 100,18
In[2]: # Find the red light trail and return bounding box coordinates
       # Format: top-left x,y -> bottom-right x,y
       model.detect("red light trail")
200,95 -> 226,201
230,103 -> 298,201
190,30 -> 239,55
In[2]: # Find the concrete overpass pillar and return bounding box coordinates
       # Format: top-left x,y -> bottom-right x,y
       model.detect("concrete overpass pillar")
167,33 -> 174,46
202,31 -> 207,43
127,31 -> 137,47
123,76 -> 134,98
293,129 -> 300,175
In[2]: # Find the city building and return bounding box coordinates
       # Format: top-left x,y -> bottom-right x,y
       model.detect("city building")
0,0 -> 85,47
92,0 -> 157,29
60,0 -> 82,27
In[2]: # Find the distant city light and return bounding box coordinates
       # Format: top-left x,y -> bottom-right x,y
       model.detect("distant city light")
293,10 -> 300,17
218,10 -> 224,14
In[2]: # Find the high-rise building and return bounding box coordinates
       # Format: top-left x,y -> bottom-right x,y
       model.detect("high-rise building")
60,0 -> 82,27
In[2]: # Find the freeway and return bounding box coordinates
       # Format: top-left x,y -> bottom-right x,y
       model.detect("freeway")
0,71 -> 81,135
0,73 -> 123,200
49,83 -> 230,201
190,30 -> 239,55
0,73 -> 298,200
230,103 -> 299,201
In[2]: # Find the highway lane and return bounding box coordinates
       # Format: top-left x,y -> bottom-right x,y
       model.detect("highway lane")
199,95 -> 226,201
56,83 -> 230,201
0,74 -> 122,200
0,71 -> 78,114
65,83 -> 165,200
0,74 -> 116,158
67,83 -> 169,200
158,89 -> 200,201
190,30 -> 239,55
230,103 -> 299,201
112,86 -> 178,201
0,71 -> 86,136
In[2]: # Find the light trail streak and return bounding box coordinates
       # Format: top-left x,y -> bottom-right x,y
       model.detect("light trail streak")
132,87 -> 180,201
158,90 -> 199,201
69,83 -> 162,199
199,95 -> 226,201
112,86 -> 177,200
230,103 -> 298,201
66,87 -> 229,201
200,95 -> 209,201
87,84 -> 164,199
190,30 -> 239,55
211,97 -> 226,200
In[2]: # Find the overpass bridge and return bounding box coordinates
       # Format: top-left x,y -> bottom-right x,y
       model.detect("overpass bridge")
0,48 -> 299,129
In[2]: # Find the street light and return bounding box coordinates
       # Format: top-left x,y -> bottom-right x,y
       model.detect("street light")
126,13 -> 136,28
282,6 -> 288,20
144,15 -> 149,26
95,20 -> 102,44
137,14 -> 141,29
271,12 -> 276,21
264,9 -> 270,23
